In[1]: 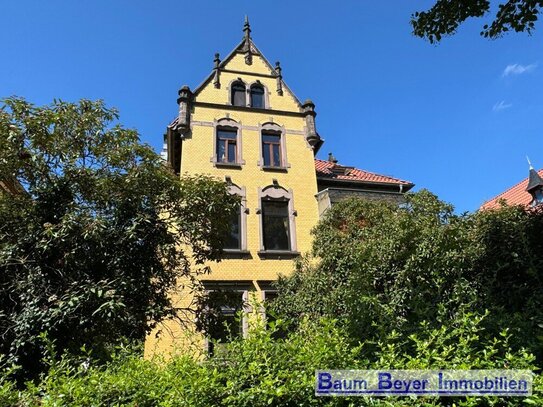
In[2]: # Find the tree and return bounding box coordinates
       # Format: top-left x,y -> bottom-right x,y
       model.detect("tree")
271,191 -> 543,359
0,97 -> 238,379
411,0 -> 543,43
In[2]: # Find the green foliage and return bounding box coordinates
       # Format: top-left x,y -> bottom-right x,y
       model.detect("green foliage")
0,315 -> 540,406
411,0 -> 543,42
0,97 -> 238,379
272,191 -> 543,360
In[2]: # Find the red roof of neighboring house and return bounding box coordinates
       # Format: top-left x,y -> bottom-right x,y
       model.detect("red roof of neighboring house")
480,168 -> 543,210
315,159 -> 413,187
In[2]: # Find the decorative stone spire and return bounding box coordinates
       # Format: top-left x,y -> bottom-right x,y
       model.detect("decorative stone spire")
213,53 -> 221,88
243,15 -> 251,39
275,61 -> 283,96
176,85 -> 193,134
302,99 -> 323,152
242,15 -> 253,65
526,157 -> 543,206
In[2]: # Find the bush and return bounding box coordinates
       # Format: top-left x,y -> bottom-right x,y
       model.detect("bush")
0,313 -> 540,407
272,192 -> 543,363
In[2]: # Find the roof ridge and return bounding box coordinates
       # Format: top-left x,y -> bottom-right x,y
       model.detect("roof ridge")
314,158 -> 412,185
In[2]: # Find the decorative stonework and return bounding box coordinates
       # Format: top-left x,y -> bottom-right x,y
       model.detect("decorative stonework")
257,122 -> 290,170
213,53 -> 221,89
301,99 -> 323,151
210,117 -> 245,167
176,85 -> 193,135
226,180 -> 248,252
256,184 -> 298,253
274,61 -> 283,96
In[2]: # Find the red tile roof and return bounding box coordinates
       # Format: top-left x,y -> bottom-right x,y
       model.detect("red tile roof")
315,159 -> 413,187
480,169 -> 543,210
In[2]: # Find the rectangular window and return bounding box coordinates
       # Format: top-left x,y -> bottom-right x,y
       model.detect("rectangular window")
262,133 -> 282,167
224,204 -> 241,250
206,291 -> 244,355
262,200 -> 290,251
217,129 -> 237,163
263,291 -> 287,339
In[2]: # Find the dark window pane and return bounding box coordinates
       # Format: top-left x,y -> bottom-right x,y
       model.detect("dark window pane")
263,142 -> 271,166
218,129 -> 237,140
227,142 -> 236,163
217,140 -> 226,162
250,86 -> 264,108
262,133 -> 281,167
262,134 -> 280,143
225,205 -> 241,249
262,200 -> 290,251
232,83 -> 246,106
272,144 -> 281,167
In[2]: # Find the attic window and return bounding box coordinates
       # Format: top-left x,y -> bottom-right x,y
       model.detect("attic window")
231,81 -> 246,106
250,84 -> 265,108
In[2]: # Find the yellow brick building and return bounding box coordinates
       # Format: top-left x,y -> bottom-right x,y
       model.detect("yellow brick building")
146,18 -> 413,356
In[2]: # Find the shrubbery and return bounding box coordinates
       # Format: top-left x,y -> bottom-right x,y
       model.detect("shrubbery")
272,191 -> 543,362
0,98 -> 238,380
0,314 -> 541,406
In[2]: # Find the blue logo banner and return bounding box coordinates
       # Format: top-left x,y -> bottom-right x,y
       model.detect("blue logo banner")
315,370 -> 532,397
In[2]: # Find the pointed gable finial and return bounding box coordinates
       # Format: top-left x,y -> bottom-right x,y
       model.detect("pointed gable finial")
213,53 -> 221,89
242,15 -> 253,65
527,155 -> 534,169
243,15 -> 251,39
275,61 -> 283,96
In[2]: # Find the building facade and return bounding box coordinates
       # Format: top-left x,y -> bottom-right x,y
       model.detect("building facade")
146,19 -> 413,355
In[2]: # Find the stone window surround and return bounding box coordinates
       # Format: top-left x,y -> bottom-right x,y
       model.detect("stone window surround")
201,286 -> 251,353
224,180 -> 249,253
226,78 -> 271,109
256,183 -> 298,255
257,122 -> 291,171
210,117 -> 245,167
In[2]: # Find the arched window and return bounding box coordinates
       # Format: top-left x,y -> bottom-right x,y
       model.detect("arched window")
258,122 -> 289,170
231,81 -> 246,106
257,184 -> 297,254
212,118 -> 244,167
224,182 -> 247,251
250,84 -> 265,108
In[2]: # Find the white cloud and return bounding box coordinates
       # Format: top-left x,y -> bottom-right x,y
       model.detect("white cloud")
502,63 -> 537,77
493,100 -> 512,111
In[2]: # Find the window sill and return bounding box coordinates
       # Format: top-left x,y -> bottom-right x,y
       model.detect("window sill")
214,162 -> 243,169
222,249 -> 251,258
261,165 -> 288,172
257,250 -> 300,259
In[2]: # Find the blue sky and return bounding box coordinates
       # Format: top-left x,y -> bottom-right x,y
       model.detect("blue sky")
2,1 -> 543,213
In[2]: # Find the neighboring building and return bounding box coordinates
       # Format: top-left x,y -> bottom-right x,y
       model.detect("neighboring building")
315,153 -> 413,217
481,164 -> 543,210
146,19 -> 413,355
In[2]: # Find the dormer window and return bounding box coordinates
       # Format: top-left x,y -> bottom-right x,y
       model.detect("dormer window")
231,81 -> 246,106
250,84 -> 265,108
